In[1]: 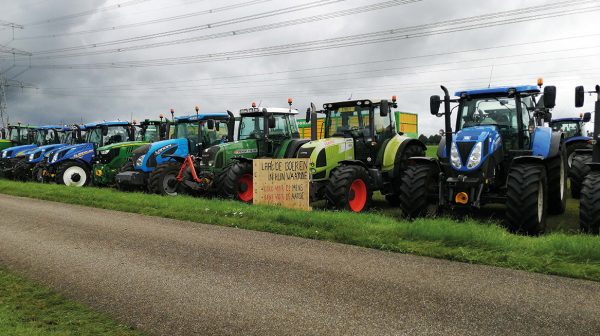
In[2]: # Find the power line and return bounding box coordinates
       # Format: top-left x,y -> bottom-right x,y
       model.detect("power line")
15,0 -> 275,40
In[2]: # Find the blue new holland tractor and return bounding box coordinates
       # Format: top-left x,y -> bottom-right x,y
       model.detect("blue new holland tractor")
400,82 -> 565,235
44,121 -> 134,186
0,125 -> 67,178
14,126 -> 86,181
115,110 -> 235,195
574,85 -> 600,234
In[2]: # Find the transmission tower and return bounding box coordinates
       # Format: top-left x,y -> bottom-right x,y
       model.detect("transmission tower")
0,20 -> 30,129
0,75 -> 7,128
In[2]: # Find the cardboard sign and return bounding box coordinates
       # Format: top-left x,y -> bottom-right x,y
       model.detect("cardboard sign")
253,158 -> 311,211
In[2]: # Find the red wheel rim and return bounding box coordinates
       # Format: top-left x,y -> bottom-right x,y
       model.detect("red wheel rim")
238,173 -> 253,202
348,179 -> 367,212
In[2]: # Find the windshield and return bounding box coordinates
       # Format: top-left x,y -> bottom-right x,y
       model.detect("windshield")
205,121 -> 230,145
9,127 -> 31,142
552,121 -> 581,138
142,124 -> 161,142
173,121 -> 199,143
325,106 -> 371,137
60,130 -> 75,144
87,125 -> 130,146
458,97 -> 518,129
34,129 -> 57,145
238,114 -> 291,140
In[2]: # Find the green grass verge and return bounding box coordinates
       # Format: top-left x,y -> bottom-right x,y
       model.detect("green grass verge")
0,267 -> 142,336
0,180 -> 599,281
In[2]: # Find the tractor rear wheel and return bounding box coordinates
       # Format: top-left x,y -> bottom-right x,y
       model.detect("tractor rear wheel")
387,143 -> 425,205
56,161 -> 91,187
566,141 -> 590,167
325,165 -> 372,212
399,164 -> 440,218
546,146 -> 567,215
149,162 -> 183,196
506,163 -> 547,235
569,153 -> 591,199
580,171 -> 600,234
219,161 -> 254,202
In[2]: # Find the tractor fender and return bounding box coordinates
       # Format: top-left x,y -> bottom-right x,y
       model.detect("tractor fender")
531,127 -> 562,159
382,135 -> 426,173
408,156 -> 442,171
437,137 -> 446,159
231,156 -> 253,164
511,155 -> 544,165
564,136 -> 591,145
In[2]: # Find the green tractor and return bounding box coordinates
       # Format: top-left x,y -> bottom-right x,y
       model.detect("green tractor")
178,101 -> 306,202
0,123 -> 36,152
92,117 -> 169,187
298,98 -> 426,212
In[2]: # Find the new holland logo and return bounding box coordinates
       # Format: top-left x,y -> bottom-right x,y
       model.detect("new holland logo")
233,148 -> 258,155
73,149 -> 94,159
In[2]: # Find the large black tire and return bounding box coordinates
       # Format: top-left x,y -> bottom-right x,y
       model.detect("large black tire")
386,143 -> 425,205
566,141 -> 590,168
506,163 -> 547,235
13,160 -> 31,182
580,171 -> 600,234
399,164 -> 440,219
546,145 -> 567,215
218,161 -> 254,202
569,153 -> 591,199
149,162 -> 183,196
32,163 -> 45,183
325,165 -> 373,212
56,161 -> 91,187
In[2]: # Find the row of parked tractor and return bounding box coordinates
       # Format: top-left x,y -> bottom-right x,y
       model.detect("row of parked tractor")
1,80 -> 599,235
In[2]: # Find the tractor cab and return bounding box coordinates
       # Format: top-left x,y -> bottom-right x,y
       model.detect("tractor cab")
171,113 -> 234,155
134,118 -> 170,143
86,122 -> 135,148
550,116 -> 590,139
6,124 -> 37,147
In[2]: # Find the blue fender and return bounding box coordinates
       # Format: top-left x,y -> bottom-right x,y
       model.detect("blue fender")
531,127 -> 562,159
564,136 -> 591,145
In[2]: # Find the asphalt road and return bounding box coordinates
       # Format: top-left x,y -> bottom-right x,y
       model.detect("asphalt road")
0,194 -> 599,336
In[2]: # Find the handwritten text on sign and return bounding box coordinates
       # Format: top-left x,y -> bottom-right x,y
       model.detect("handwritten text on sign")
253,158 -> 311,211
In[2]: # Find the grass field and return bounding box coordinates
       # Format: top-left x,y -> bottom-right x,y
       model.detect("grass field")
0,267 -> 142,336
0,180 -> 599,282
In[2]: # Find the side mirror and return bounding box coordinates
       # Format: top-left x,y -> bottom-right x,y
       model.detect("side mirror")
430,95 -> 441,115
305,108 -> 311,123
268,114 -> 276,129
575,86 -> 585,108
380,100 -> 390,117
207,120 -> 215,130
583,112 -> 592,122
543,86 -> 556,109
101,125 -> 108,136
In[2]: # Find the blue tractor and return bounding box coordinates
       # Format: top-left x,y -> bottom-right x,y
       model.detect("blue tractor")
115,110 -> 235,194
575,85 -> 600,234
400,83 -> 565,235
44,121 -> 134,186
0,125 -> 66,178
13,125 -> 86,181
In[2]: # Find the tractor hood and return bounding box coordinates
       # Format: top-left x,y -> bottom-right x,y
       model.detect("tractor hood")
97,140 -> 148,152
297,137 -> 354,174
0,144 -> 37,159
201,139 -> 259,170
25,143 -> 69,163
48,143 -> 96,165
450,126 -> 501,172
0,139 -> 12,151
136,138 -> 189,172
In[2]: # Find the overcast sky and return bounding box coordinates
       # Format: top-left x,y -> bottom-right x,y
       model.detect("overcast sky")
2,0 -> 600,135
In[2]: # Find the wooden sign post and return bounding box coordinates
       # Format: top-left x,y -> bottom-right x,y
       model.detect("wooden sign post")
253,158 -> 311,211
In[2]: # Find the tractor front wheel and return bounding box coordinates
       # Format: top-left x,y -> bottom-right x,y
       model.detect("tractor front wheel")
32,164 -> 46,183
13,160 -> 31,182
56,161 -> 91,187
580,171 -> 600,234
546,145 -> 567,215
399,164 -> 440,219
387,143 -> 425,205
325,165 -> 372,212
149,162 -> 183,196
506,163 -> 547,235
569,153 -> 591,199
219,161 -> 254,203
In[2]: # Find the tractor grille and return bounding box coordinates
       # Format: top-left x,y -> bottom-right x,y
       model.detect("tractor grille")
456,141 -> 476,166
98,148 -> 119,164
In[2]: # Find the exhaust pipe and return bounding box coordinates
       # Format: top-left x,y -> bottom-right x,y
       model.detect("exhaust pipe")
441,86 -> 453,160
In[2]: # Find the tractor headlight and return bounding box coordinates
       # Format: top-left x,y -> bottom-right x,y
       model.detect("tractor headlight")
28,154 -> 34,161
100,149 -> 110,155
136,154 -> 146,167
450,142 -> 462,169
1,151 -> 6,158
208,160 -> 214,167
52,152 -> 59,163
467,142 -> 482,169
